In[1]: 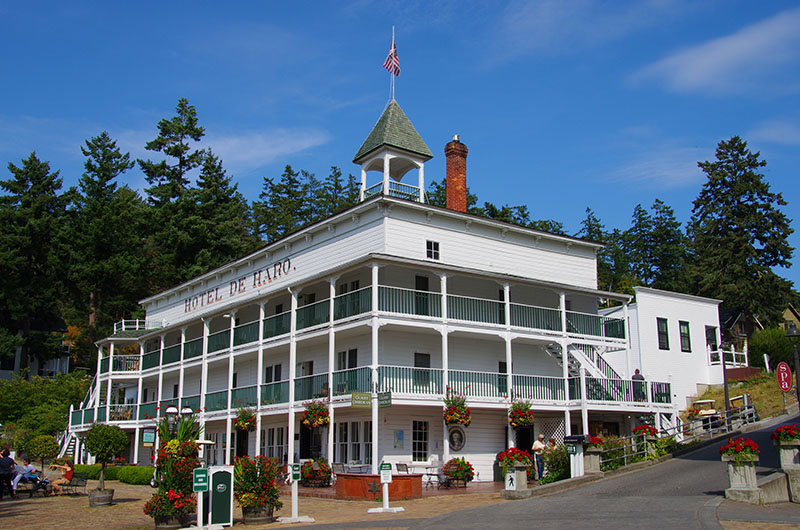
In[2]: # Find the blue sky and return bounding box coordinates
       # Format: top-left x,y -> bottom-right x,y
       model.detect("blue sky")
1,1 -> 798,289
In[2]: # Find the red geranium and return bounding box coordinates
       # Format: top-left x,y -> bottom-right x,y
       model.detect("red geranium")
632,425 -> 658,437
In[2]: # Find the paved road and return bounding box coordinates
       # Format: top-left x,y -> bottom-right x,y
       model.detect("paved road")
412,415 -> 800,530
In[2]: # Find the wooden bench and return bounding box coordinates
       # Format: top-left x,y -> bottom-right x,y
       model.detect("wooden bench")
60,472 -> 89,495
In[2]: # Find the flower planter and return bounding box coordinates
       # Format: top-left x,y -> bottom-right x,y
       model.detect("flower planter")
88,488 -> 114,507
243,506 -> 274,525
722,454 -> 760,503
776,439 -> 800,470
584,448 -> 602,474
505,465 -> 529,491
154,515 -> 188,529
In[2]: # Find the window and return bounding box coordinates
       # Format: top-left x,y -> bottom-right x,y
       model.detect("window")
364,421 -> 372,465
350,422 -> 361,462
337,349 -> 358,371
265,363 -> 282,383
261,427 -> 287,463
173,384 -> 179,398
426,240 -> 440,260
143,388 -> 148,403
335,422 -> 348,463
656,318 -> 669,350
333,421 -> 371,464
232,372 -> 238,388
705,326 -> 718,351
275,304 -> 283,315
679,321 -> 691,352
412,420 -> 429,461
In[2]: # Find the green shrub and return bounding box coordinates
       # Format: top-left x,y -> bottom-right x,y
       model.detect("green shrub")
118,466 -> 155,485
74,464 -> 101,479
103,465 -> 120,481
539,445 -> 569,485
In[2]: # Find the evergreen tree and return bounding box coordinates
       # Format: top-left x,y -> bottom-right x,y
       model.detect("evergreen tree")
315,166 -> 359,219
138,98 -> 206,205
67,133 -> 147,364
576,208 -> 634,294
688,136 -> 794,332
253,165 -> 312,242
648,199 -> 689,292
0,153 -> 67,367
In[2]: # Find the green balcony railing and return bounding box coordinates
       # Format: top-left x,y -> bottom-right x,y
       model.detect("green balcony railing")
448,369 -> 507,398
566,311 -> 626,340
71,410 -> 82,426
182,395 -> 201,412
184,338 -> 203,359
261,381 -> 289,405
112,355 -> 140,372
96,407 -> 106,422
294,374 -> 329,401
263,312 -> 290,339
160,398 -> 178,409
233,321 -> 259,346
82,409 -> 95,424
139,401 -> 157,420
109,404 -> 136,421
205,390 -> 229,412
162,344 -> 181,365
100,357 -> 109,374
651,382 -> 671,404
603,317 -> 626,339
207,330 -> 230,354
447,295 -> 505,325
585,377 -> 631,402
142,351 -> 160,370
334,287 -> 372,320
333,367 -> 371,396
512,374 -> 565,401
378,365 -> 443,395
510,304 -> 562,332
568,378 -> 582,400
378,286 -> 442,317
296,300 -> 330,330
231,385 -> 258,407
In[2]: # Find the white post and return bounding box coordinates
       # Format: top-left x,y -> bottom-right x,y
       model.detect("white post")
328,277 -> 337,464
580,368 -> 589,435
382,155 -> 390,195
288,289 -> 298,467
371,264 -> 380,473
418,164 -> 425,203
441,274 -> 450,463
360,168 -> 366,202
559,292 -> 571,436
623,301 -> 631,378
200,318 -> 210,441
225,311 -> 236,465
255,302 -> 265,455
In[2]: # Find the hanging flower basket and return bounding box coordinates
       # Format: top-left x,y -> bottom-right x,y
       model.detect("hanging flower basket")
234,407 -> 257,432
508,400 -> 535,428
443,387 -> 471,426
301,400 -> 330,428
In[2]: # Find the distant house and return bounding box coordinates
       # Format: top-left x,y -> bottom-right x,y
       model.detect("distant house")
0,318 -> 70,380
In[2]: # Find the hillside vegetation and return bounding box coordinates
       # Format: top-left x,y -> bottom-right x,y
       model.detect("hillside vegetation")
694,373 -> 788,420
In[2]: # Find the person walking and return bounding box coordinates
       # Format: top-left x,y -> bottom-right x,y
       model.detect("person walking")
0,449 -> 16,500
532,434 -> 547,480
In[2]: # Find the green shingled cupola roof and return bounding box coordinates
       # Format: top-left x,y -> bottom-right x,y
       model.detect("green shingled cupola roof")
353,100 -> 433,163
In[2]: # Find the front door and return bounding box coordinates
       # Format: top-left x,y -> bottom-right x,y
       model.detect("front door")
415,275 -> 429,316
236,429 -> 249,457
515,426 -> 533,453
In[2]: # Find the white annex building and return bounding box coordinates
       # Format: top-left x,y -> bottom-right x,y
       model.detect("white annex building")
65,100 -> 703,480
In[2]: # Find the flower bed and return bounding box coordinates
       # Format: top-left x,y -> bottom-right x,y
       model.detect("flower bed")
302,400 -> 330,428
508,401 -> 535,428
443,387 -> 471,426
233,455 -> 282,518
442,457 -> 474,485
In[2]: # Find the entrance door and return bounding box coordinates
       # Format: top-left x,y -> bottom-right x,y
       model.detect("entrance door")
515,426 -> 533,453
299,423 -> 323,459
415,275 -> 429,316
236,429 -> 249,457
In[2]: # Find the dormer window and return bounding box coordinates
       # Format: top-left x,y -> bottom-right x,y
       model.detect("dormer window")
426,241 -> 440,260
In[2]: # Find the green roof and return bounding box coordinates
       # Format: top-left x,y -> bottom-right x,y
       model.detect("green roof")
353,100 -> 433,162
111,329 -> 153,339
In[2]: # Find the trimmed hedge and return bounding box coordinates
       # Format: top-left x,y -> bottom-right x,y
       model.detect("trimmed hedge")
72,464 -> 154,484
117,466 -> 155,485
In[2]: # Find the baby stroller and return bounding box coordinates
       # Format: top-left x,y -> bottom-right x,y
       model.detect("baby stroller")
19,471 -> 51,497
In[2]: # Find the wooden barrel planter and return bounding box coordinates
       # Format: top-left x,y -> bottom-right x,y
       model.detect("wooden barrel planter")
153,516 -> 187,529
242,506 -> 274,525
88,488 -> 114,507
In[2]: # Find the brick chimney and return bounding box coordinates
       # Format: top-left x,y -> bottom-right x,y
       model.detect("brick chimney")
445,134 -> 468,212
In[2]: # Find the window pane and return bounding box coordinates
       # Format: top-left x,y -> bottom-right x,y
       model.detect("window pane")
657,318 -> 669,350
679,321 -> 691,352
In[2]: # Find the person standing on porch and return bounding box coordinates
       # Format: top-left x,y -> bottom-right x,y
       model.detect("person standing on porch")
532,434 -> 546,480
632,369 -> 645,402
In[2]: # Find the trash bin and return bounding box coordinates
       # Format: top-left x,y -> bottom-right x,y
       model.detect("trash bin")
493,452 -> 504,482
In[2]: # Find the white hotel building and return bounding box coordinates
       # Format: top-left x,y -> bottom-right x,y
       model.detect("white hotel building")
65,100 -> 679,480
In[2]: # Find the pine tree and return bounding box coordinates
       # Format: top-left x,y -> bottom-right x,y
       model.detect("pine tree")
253,165 -> 312,242
648,200 -> 689,292
315,166 -> 359,219
689,136 -> 794,331
0,153 -> 67,367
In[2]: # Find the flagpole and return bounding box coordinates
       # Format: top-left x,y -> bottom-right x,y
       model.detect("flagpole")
391,26 -> 395,101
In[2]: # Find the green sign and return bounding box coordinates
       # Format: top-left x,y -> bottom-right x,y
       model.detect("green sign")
142,430 -> 155,444
379,462 -> 392,471
291,463 -> 301,481
352,392 -> 371,408
378,392 -> 392,408
566,445 -> 577,455
193,468 -> 208,492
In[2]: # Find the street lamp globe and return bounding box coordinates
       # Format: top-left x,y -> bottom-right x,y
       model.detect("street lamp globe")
180,406 -> 194,416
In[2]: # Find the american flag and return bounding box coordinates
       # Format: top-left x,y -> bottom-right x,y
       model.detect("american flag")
383,36 -> 400,76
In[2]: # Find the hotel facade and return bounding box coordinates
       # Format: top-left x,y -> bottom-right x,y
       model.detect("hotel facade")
65,101 -> 680,480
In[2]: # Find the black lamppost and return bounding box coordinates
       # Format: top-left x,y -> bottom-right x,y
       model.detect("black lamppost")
786,327 -> 800,406
164,405 -> 194,436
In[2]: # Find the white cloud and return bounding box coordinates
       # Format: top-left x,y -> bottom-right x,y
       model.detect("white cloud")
748,119 -> 800,147
204,129 -> 331,172
487,0 -> 682,61
611,145 -> 706,188
632,7 -> 800,94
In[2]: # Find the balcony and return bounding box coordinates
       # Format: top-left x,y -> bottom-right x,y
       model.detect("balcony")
295,373 -> 328,401
334,287 -> 372,320
296,300 -> 329,330
264,312 -> 290,339
378,365 -> 443,395
111,355 -> 140,373
363,180 -> 421,201
207,330 -> 230,354
333,367 -> 371,396
231,385 -> 259,408
234,321 -> 259,347
261,380 -> 289,405
184,338 -> 203,360
162,344 -> 181,365
379,286 -> 441,317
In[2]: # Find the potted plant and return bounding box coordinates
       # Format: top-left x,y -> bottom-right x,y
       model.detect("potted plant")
233,455 -> 283,524
300,457 -> 332,487
144,413 -> 202,528
497,448 -> 531,490
84,423 -> 129,506
442,457 -> 474,487
301,400 -> 330,428
443,387 -> 471,427
234,407 -> 257,432
584,435 -> 604,473
507,400 -> 535,428
771,425 -> 800,470
720,436 -> 760,497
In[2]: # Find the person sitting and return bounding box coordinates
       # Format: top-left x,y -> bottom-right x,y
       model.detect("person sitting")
12,458 -> 38,493
50,461 -> 74,495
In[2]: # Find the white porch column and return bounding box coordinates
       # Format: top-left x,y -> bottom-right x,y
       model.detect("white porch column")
94,346 -> 103,412
359,168 -> 366,202
135,342 -> 144,465
287,289 -> 298,466
559,292 -> 571,436
580,368 -> 589,435
225,311 -> 236,465
442,325 -> 450,462
503,283 -> 513,400
328,278 -> 338,464
200,318 -> 210,439
623,301 -> 631,378
133,427 -> 141,465
255,302 -> 266,456
418,164 -> 425,203
371,263 -> 380,473
106,343 -> 115,420
382,155 -> 390,195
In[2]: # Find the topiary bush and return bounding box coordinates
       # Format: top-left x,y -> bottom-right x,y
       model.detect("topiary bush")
85,423 -> 128,491
117,466 -> 155,485
26,434 -> 59,471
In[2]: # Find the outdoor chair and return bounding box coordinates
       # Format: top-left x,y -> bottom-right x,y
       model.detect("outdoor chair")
395,463 -> 410,473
